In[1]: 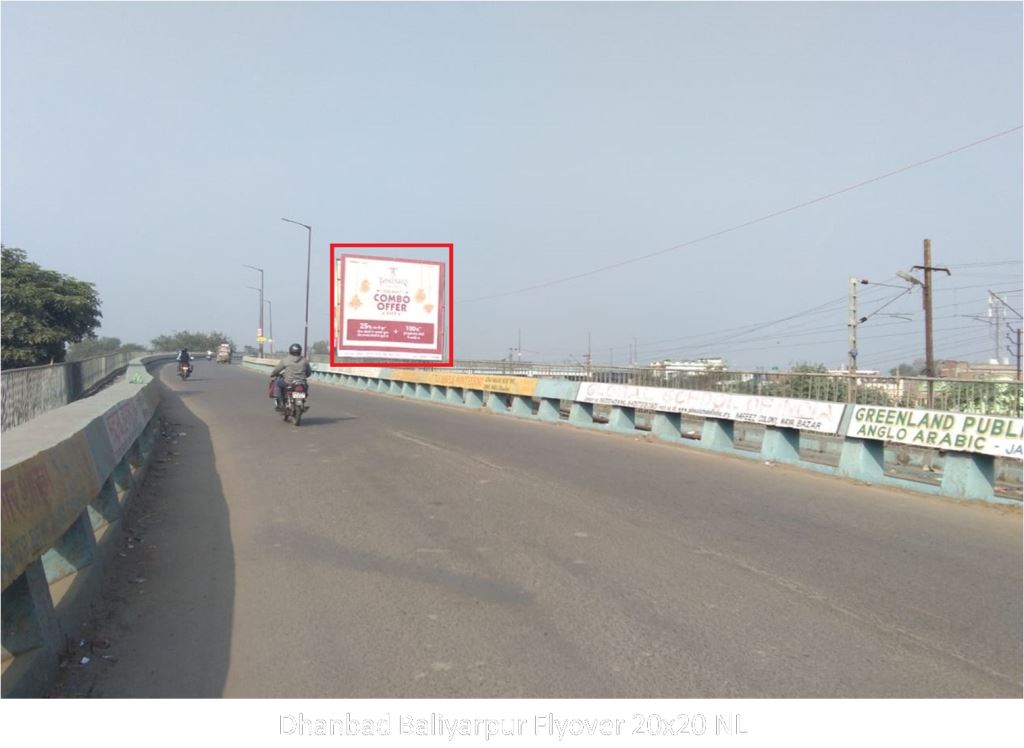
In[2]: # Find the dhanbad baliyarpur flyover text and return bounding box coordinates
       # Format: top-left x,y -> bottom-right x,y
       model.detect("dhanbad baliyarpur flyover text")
279,711 -> 748,740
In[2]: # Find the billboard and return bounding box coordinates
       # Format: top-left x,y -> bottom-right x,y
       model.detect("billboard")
845,405 -> 1023,459
577,382 -> 846,434
333,252 -> 446,361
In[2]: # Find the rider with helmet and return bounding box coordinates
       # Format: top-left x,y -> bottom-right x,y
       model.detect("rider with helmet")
270,343 -> 313,410
176,347 -> 193,375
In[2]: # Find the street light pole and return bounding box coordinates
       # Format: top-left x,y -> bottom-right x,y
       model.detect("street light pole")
282,218 -> 312,356
243,264 -> 265,358
265,299 -> 273,355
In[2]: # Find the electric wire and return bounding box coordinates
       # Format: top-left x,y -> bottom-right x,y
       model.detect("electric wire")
459,125 -> 1023,304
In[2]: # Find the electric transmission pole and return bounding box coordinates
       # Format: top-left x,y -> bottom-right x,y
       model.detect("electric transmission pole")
912,239 -> 950,408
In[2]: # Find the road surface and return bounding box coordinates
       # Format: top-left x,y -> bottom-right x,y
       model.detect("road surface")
52,360 -> 1023,697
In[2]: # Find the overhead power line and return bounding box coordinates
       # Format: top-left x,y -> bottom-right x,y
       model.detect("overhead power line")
459,125 -> 1023,304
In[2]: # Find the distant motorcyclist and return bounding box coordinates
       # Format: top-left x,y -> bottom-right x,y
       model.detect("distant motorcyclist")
206,349 -> 213,360
270,343 -> 312,410
175,348 -> 193,377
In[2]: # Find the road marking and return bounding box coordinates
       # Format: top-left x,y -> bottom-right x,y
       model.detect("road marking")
390,431 -> 505,470
688,542 -> 1022,689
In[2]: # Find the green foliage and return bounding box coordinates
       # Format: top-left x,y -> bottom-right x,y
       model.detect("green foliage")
889,361 -> 925,376
935,380 -> 1023,416
762,363 -> 844,401
310,340 -> 329,355
1,246 -> 102,368
66,336 -> 146,361
151,330 -> 234,353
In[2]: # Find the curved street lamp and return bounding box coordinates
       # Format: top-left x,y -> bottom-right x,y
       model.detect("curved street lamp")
281,218 -> 312,356
243,264 -> 265,357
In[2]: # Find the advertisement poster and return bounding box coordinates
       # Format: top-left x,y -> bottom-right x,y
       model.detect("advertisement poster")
576,382 -> 846,434
335,254 -> 445,361
845,405 -> 1024,459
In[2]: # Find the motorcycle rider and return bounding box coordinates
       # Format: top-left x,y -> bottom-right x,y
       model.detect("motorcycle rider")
270,343 -> 313,410
176,347 -> 193,375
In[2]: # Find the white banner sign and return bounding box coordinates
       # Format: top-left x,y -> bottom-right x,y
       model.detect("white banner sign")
577,382 -> 845,434
845,405 -> 1023,459
336,254 -> 444,360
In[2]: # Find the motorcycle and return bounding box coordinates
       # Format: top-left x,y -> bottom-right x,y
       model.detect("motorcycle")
278,380 -> 309,426
177,361 -> 193,380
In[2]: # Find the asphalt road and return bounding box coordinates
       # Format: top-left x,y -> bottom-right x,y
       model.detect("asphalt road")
54,360 -> 1023,697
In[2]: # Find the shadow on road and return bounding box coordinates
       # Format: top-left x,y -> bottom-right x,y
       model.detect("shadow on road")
50,374 -> 236,698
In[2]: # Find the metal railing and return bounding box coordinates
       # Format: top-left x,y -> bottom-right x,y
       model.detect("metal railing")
0,350 -> 142,431
313,358 -> 1021,417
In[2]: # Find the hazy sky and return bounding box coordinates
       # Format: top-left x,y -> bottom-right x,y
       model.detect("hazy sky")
2,1 -> 1021,370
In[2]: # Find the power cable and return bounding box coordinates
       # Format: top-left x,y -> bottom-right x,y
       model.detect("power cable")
459,125 -> 1023,304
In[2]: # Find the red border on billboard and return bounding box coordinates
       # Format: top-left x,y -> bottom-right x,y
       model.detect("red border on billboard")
329,243 -> 454,368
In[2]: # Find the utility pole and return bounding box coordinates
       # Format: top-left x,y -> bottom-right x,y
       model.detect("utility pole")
1008,326 -> 1022,379
1008,326 -> 1023,416
584,331 -> 592,376
517,328 -> 522,361
848,277 -> 859,402
912,239 -> 949,408
989,292 -> 1007,363
847,277 -> 870,402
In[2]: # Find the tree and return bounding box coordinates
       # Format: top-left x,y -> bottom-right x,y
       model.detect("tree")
310,340 -> 329,355
151,330 -> 234,353
889,361 -> 925,377
66,337 -> 147,361
763,363 -> 844,401
1,246 -> 102,368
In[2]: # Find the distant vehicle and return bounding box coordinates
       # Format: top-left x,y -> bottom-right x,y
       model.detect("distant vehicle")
216,343 -> 232,364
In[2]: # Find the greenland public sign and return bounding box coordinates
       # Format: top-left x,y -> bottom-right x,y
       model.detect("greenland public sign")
576,383 -> 845,434
845,406 -> 1024,459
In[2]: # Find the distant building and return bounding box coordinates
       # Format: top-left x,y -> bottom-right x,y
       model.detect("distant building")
936,360 -> 1018,381
650,357 -> 727,375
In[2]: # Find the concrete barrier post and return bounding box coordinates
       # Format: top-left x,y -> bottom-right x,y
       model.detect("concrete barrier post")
762,426 -> 802,464
446,387 -> 464,405
415,383 -> 430,400
940,453 -> 995,500
651,412 -> 681,441
1,561 -> 57,658
569,402 -> 594,426
511,396 -> 533,417
41,512 -> 97,585
487,393 -> 509,414
464,389 -> 484,408
87,478 -> 122,531
700,418 -> 734,451
837,438 -> 885,482
607,406 -> 636,433
537,398 -> 561,422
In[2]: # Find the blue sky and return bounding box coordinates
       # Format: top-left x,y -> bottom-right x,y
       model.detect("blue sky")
2,1 -> 1021,370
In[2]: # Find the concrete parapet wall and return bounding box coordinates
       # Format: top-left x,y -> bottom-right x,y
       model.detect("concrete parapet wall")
246,357 -> 1022,504
1,350 -> 143,432
1,354 -> 174,696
